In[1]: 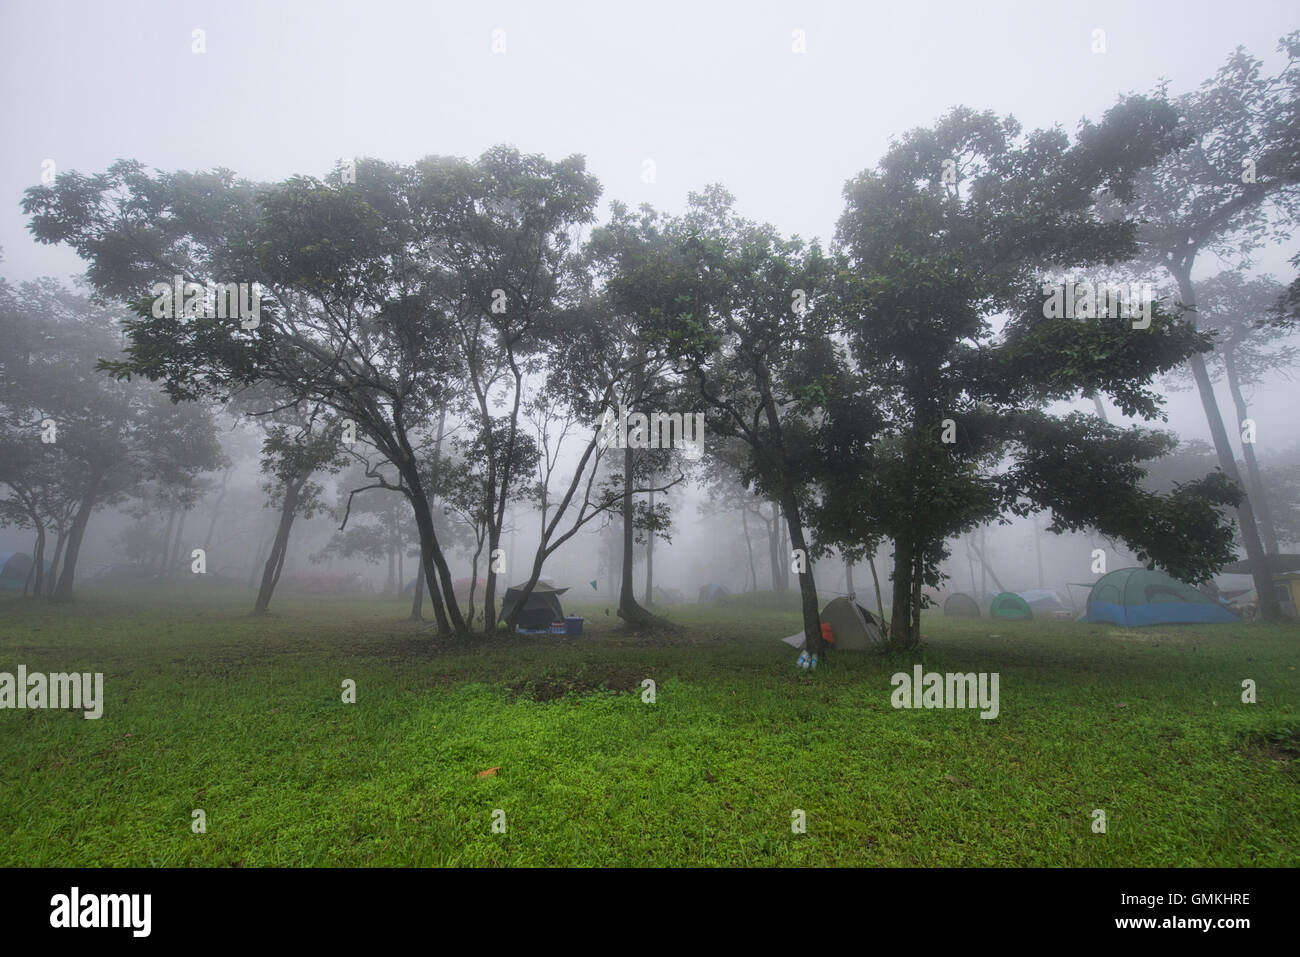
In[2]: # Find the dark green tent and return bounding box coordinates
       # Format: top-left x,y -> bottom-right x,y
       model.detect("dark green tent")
500,582 -> 568,630
989,591 -> 1033,620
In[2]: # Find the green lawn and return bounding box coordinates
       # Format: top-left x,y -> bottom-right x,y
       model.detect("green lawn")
0,585 -> 1296,866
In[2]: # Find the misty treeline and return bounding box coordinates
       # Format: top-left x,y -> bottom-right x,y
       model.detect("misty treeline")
5,34 -> 1300,649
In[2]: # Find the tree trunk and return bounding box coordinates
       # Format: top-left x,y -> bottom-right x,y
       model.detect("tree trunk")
644,486 -> 654,606
1175,270 -> 1282,620
742,508 -> 758,592
766,503 -> 781,591
203,467 -> 234,554
868,549 -> 887,631
409,554 -> 425,621
169,510 -> 188,578
618,444 -> 652,623
1224,347 -> 1279,555
253,482 -> 300,616
25,523 -> 45,596
889,537 -> 916,648
44,529 -> 66,597
844,558 -> 855,597
248,521 -> 270,588
157,508 -> 177,575
53,484 -> 99,602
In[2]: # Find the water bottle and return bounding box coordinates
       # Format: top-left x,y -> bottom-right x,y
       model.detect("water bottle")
809,655 -> 819,671
796,651 -> 809,669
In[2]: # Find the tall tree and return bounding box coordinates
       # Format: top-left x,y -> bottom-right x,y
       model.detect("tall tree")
1119,33 -> 1300,618
826,100 -> 1242,647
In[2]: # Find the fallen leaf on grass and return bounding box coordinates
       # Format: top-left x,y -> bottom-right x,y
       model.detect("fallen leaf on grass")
477,767 -> 500,778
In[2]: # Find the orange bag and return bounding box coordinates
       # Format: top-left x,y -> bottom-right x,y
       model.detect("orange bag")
820,622 -> 835,644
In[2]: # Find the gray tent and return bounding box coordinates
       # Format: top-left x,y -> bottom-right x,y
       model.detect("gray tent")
500,581 -> 568,630
943,592 -> 981,618
782,597 -> 885,651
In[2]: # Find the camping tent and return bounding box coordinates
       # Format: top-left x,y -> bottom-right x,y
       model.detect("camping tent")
698,583 -> 730,603
653,585 -> 684,605
781,597 -> 885,651
500,581 -> 568,630
989,592 -> 1034,620
1272,573 -> 1300,620
0,552 -> 34,590
1080,567 -> 1239,626
943,592 -> 981,618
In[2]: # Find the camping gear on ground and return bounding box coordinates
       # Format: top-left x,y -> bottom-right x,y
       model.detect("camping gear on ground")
943,592 -> 981,618
565,616 -> 585,635
782,597 -> 886,651
820,621 -> 834,644
501,581 -> 568,631
796,651 -> 810,669
698,583 -> 730,603
550,621 -> 567,634
989,592 -> 1034,620
1080,567 -> 1240,626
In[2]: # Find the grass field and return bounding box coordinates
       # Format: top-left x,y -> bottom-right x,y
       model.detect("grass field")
1,585 -> 1296,866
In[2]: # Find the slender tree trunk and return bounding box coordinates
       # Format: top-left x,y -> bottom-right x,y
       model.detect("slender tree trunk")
1034,514 -> 1044,588
618,444 -> 650,622
253,482 -> 300,616
385,540 -> 395,596
248,521 -> 270,588
44,529 -> 66,597
766,505 -> 781,591
777,507 -> 791,592
25,523 -> 45,596
1224,347 -> 1279,556
868,549 -> 887,631
157,508 -> 177,575
203,467 -> 233,554
169,510 -> 188,578
844,559 -> 855,597
741,509 -> 758,592
53,484 -> 99,602
644,486 -> 655,606
409,555 -> 425,621
1174,269 -> 1281,620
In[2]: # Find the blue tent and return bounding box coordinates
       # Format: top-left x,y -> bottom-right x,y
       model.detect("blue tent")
1081,568 -> 1239,626
697,583 -> 730,603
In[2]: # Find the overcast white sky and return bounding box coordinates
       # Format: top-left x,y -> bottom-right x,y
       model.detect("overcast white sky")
2,0 -> 1298,449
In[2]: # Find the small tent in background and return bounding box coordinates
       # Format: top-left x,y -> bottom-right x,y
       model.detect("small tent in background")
0,553 -> 36,591
698,583 -> 730,603
1271,573 -> 1300,620
1081,568 -> 1238,626
782,597 -> 885,651
500,581 -> 568,630
943,592 -> 981,618
989,592 -> 1034,620
653,585 -> 684,605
